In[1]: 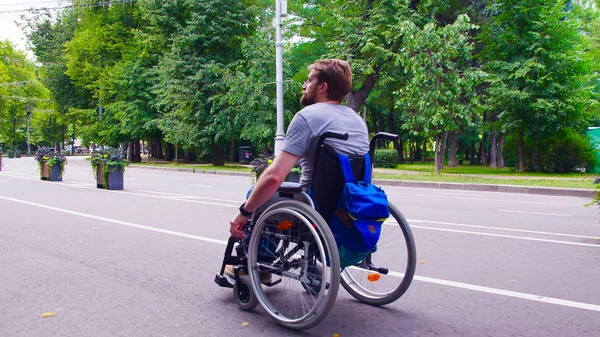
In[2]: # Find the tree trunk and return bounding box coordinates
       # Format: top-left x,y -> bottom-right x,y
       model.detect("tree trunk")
434,135 -> 441,173
61,124 -> 66,152
447,131 -> 457,167
230,137 -> 235,162
480,131 -> 488,166
490,132 -> 497,168
421,138 -> 426,163
212,143 -> 224,166
128,140 -> 135,161
134,139 -> 142,163
155,139 -> 164,160
165,143 -> 174,161
439,131 -> 448,170
518,128 -> 524,173
346,72 -> 379,112
497,133 -> 505,168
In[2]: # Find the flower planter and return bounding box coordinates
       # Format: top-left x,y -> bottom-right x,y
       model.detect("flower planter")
96,163 -> 105,188
40,162 -> 49,180
96,165 -> 124,190
91,148 -> 128,190
49,164 -> 63,181
106,167 -> 124,190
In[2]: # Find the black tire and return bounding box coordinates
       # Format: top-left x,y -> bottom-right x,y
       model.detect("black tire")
233,275 -> 259,311
340,202 -> 417,305
247,200 -> 340,331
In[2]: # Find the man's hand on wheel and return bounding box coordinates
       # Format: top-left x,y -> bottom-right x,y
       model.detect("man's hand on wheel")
229,212 -> 248,239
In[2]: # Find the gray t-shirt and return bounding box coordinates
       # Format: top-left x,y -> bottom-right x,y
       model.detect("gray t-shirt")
281,102 -> 369,188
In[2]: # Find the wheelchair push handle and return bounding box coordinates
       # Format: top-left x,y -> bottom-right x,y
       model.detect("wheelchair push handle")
369,132 -> 399,162
316,132 -> 349,150
320,132 -> 349,141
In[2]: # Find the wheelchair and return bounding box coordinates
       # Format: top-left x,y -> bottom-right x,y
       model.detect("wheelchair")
215,132 -> 417,331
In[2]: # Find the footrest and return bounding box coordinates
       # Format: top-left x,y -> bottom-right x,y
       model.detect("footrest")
215,274 -> 234,288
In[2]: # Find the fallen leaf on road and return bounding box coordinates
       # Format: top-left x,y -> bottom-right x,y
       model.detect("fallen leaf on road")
241,322 -> 250,327
333,334 -> 340,337
41,311 -> 55,318
418,260 -> 426,264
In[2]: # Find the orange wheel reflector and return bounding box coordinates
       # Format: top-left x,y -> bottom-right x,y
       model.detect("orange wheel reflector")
367,273 -> 381,282
278,220 -> 293,231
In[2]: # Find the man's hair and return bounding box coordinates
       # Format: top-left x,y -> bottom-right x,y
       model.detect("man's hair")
308,59 -> 352,102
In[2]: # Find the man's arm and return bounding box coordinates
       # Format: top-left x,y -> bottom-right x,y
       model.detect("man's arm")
229,150 -> 300,238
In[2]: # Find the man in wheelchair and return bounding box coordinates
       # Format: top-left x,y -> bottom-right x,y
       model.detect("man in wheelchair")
216,59 -> 416,331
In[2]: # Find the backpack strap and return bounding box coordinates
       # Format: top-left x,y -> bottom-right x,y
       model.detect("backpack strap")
363,154 -> 372,184
339,153 -> 372,184
338,154 -> 356,183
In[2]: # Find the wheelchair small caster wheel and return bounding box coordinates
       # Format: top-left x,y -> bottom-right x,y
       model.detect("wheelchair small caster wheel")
233,275 -> 258,311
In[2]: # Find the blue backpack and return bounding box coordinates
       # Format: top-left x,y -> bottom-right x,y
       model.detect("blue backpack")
328,153 -> 389,268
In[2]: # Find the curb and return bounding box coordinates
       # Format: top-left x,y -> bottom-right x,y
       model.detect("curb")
128,165 -> 596,198
127,165 -> 250,177
372,179 -> 596,199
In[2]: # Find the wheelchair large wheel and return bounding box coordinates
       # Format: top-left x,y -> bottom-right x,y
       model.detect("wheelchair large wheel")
247,200 -> 340,331
340,202 -> 416,306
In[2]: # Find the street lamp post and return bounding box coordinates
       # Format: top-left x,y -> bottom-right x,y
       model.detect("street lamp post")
274,0 -> 287,155
26,103 -> 31,156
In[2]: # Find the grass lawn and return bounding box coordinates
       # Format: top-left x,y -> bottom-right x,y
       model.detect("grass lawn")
395,162 -> 600,178
375,172 -> 597,189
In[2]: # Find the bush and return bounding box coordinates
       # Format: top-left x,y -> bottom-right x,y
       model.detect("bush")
374,149 -> 398,168
503,129 -> 595,173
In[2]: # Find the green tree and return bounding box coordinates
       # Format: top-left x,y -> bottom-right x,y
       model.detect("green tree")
395,15 -> 484,173
0,40 -> 50,153
23,8 -> 93,152
146,0 -> 257,165
479,0 -> 595,172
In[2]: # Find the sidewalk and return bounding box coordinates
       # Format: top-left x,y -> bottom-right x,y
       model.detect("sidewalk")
128,163 -> 597,199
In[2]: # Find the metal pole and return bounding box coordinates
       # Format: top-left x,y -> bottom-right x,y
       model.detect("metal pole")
274,0 -> 286,155
26,103 -> 31,155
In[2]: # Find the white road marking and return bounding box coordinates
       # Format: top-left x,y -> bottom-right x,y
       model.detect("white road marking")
386,192 -> 586,207
0,195 -> 228,245
409,225 -> 599,247
189,184 -> 212,188
0,180 -> 7,183
410,274 -> 600,312
130,171 -> 249,184
2,194 -> 599,313
126,188 -> 243,203
400,219 -> 597,239
0,172 -> 40,182
498,210 -> 570,217
1,171 -> 36,178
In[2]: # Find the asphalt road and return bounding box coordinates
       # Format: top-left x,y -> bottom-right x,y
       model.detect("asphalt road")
1,156 -> 599,337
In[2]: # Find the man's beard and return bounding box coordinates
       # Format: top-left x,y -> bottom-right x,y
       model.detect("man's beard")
300,90 -> 316,107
